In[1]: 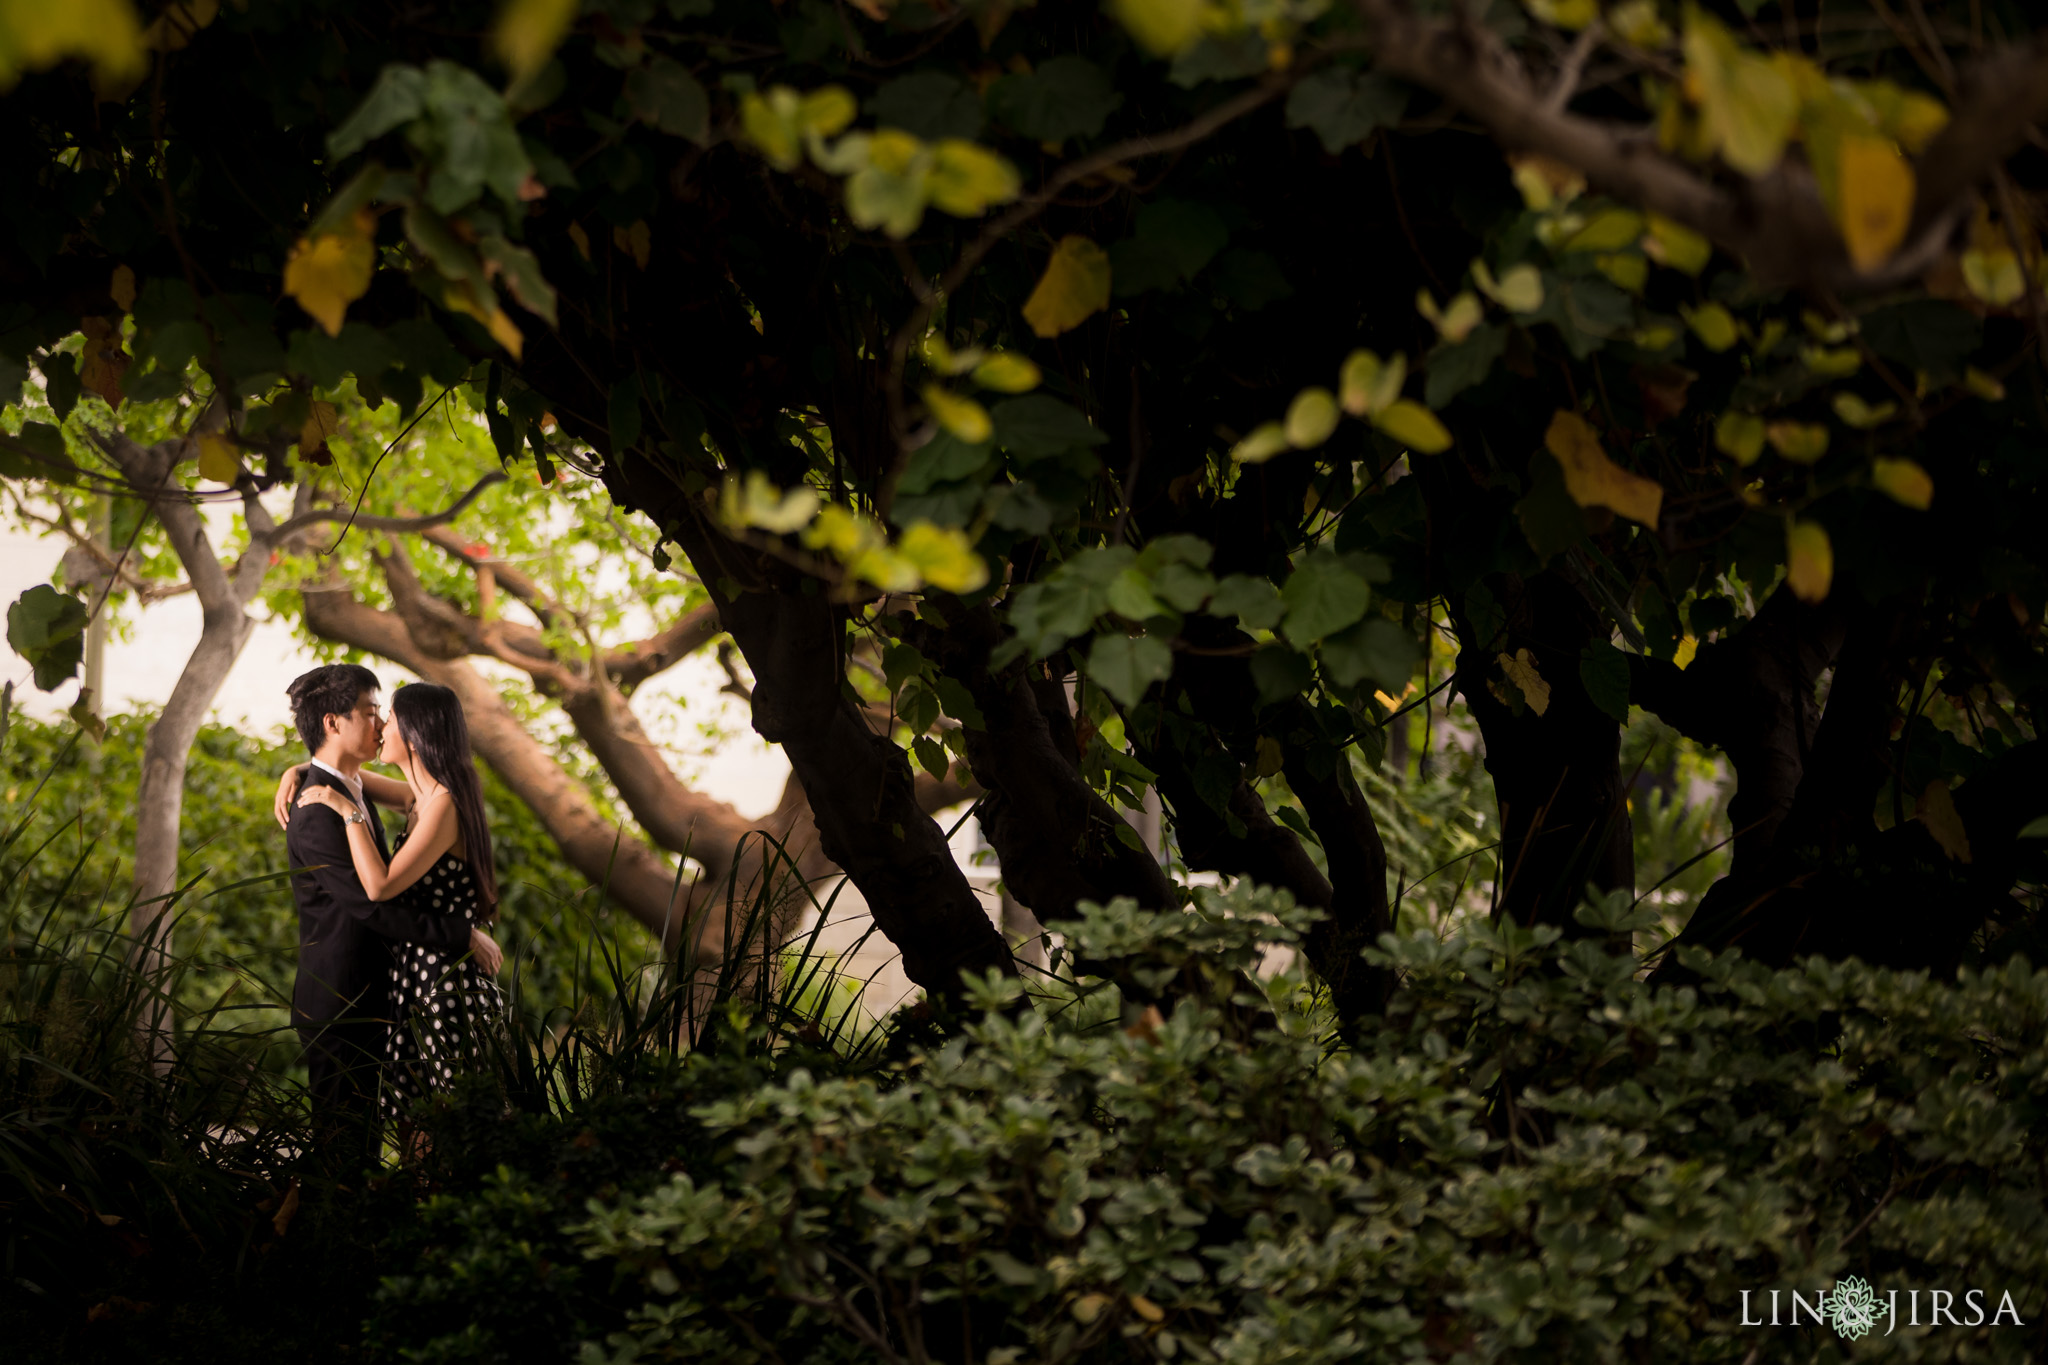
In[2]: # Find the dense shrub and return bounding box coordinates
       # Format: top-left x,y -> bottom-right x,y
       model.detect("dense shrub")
371,888 -> 2047,1364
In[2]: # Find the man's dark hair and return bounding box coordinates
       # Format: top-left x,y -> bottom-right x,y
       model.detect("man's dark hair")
286,664 -> 380,754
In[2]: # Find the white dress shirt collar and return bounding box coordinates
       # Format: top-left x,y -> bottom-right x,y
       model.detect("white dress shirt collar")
309,758 -> 366,810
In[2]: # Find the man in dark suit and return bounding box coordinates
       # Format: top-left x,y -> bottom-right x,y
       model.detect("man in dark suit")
283,664 -> 494,1162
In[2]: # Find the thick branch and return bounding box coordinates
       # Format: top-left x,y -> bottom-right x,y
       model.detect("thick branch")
916,603 -> 1178,926
1354,1 -> 2046,291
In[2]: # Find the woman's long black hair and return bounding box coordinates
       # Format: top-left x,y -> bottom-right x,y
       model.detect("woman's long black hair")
391,682 -> 498,915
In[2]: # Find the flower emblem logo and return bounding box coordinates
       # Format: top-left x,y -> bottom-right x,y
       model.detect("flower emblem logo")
1829,1276 -> 1881,1340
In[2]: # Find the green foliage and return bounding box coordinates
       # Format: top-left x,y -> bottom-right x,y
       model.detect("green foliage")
367,886 -> 2048,1363
5,582 -> 88,690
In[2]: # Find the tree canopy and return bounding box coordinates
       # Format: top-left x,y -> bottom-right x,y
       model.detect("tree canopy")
3,0 -> 2046,1017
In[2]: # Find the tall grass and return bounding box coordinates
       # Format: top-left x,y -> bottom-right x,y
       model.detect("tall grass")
0,729 -> 897,1321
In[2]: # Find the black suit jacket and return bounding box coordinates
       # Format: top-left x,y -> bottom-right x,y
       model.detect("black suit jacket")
286,766 -> 469,1029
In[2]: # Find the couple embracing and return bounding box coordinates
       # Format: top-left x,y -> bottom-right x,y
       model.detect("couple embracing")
276,664 -> 504,1159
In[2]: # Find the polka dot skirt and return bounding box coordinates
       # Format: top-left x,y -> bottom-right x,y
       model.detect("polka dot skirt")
381,839 -> 500,1122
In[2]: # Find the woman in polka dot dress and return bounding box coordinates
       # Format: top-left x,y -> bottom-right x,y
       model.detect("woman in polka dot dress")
294,682 -> 503,1130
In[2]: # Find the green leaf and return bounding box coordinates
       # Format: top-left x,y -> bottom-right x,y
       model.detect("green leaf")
871,71 -> 983,141
990,396 -> 1108,459
1109,200 -> 1229,297
912,735 -> 949,779
988,57 -> 1119,143
1424,324 -> 1508,408
1579,640 -> 1632,721
1372,400 -> 1453,454
1084,633 -> 1173,707
38,351 -> 80,422
1320,617 -> 1419,690
479,236 -> 558,326
1284,68 -> 1409,155
1210,575 -> 1283,631
1280,556 -> 1371,647
7,585 -> 90,691
327,65 -> 426,159
627,57 -> 710,143
1210,249 -> 1293,311
933,676 -> 987,730
1249,644 -> 1311,707
1273,803 -> 1322,846
1860,301 -> 1982,385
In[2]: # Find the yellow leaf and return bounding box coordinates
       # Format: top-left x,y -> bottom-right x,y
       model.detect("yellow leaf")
1674,635 -> 1698,669
1373,399 -> 1453,454
1339,350 -> 1404,418
1509,155 -> 1584,211
1914,779 -> 1972,863
1524,0 -> 1597,30
0,0 -> 145,91
1831,392 -> 1895,429
195,433 -> 240,484
1107,0 -> 1205,57
1128,1294 -> 1167,1323
1765,421 -> 1829,463
1022,236 -> 1111,339
1681,302 -> 1738,352
1609,0 -> 1673,48
441,279 -> 524,359
1643,214 -> 1712,274
803,503 -> 871,556
492,0 -> 575,83
1836,134 -> 1913,271
1800,344 -> 1860,378
1497,648 -> 1551,716
927,140 -> 1021,218
1560,209 -> 1645,254
1785,520 -> 1832,602
799,86 -> 857,138
897,520 -> 989,593
283,215 -> 377,338
613,220 -> 651,270
1472,261 -> 1544,313
299,400 -> 339,454
1070,1293 -> 1114,1325
1682,10 -> 1798,175
1859,79 -> 1948,154
1962,248 -> 2026,306
1964,367 -> 2006,402
923,385 -> 992,443
1594,252 -> 1648,294
971,352 -> 1040,393
1870,457 -> 1932,509
1715,411 -> 1765,465
1417,289 -> 1482,342
109,265 -> 136,313
724,470 -> 820,534
1231,421 -> 1290,464
1285,387 -> 1339,448
741,88 -> 804,171
78,316 -> 127,408
1542,410 -> 1662,527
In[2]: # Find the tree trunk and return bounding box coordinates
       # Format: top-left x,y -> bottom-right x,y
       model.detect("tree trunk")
663,509 -> 1014,999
